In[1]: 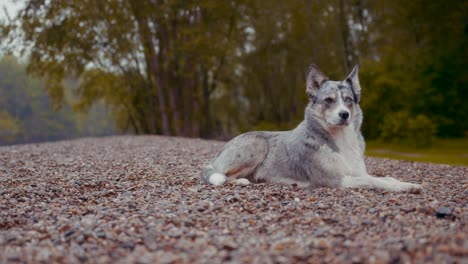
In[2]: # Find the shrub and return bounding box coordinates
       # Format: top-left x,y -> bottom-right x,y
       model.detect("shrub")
0,112 -> 21,144
379,111 -> 437,147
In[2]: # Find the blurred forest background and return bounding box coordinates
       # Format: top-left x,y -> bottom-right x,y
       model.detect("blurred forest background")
0,0 -> 466,148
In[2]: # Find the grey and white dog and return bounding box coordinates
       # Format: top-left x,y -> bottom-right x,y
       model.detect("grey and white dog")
201,64 -> 422,192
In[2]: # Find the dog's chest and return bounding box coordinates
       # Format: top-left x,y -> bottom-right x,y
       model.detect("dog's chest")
333,127 -> 366,174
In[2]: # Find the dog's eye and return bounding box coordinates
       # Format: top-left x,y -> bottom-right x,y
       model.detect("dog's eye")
344,97 -> 353,103
325,97 -> 334,103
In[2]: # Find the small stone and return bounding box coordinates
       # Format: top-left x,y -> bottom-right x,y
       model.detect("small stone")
77,255 -> 88,263
368,208 -> 376,213
64,230 -> 75,238
343,240 -> 353,247
74,180 -> 82,186
188,187 -> 198,192
294,198 -> 300,202
225,195 -> 238,203
7,256 -> 21,262
222,240 -> 238,251
196,206 -> 206,212
121,241 -> 135,250
75,234 -> 85,244
435,207 -> 452,218
409,187 -> 421,194
316,238 -> 330,249
81,215 -> 96,227
400,207 -> 414,213
317,203 -> 328,209
417,206 -> 434,215
96,232 -> 106,239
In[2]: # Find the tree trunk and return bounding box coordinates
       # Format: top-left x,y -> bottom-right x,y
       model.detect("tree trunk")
183,58 -> 193,137
160,21 -> 182,136
304,0 -> 318,60
124,103 -> 140,134
339,0 -> 353,73
191,70 -> 200,138
355,0 -> 369,64
130,1 -> 170,135
201,67 -> 212,138
182,57 -> 199,137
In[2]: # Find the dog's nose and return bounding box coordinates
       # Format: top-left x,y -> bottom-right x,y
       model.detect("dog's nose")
339,111 -> 349,120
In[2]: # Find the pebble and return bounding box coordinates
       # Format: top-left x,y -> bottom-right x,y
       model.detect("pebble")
435,207 -> 453,218
317,203 -> 328,209
0,136 -> 465,263
315,238 -> 330,249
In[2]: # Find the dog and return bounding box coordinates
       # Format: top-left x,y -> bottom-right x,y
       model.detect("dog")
201,64 -> 422,192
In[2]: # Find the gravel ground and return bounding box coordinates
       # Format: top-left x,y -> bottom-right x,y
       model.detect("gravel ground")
0,136 -> 466,263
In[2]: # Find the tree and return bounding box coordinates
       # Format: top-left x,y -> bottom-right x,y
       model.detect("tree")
1,0 -> 466,142
0,55 -> 114,145
360,0 -> 467,139
0,111 -> 20,143
1,0 -> 248,138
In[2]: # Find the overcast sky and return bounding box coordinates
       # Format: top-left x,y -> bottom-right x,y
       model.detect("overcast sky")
0,0 -> 25,58
0,0 -> 23,21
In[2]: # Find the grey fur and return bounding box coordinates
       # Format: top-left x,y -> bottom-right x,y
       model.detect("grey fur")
201,64 -> 422,192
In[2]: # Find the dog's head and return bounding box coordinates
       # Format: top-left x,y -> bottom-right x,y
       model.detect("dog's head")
305,64 -> 361,129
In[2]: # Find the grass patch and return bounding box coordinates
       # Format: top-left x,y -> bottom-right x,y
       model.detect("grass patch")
365,138 -> 468,166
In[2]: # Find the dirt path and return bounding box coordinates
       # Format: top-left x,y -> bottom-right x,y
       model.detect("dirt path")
0,136 -> 466,263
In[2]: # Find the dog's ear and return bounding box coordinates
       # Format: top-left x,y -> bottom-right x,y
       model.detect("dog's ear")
345,65 -> 361,102
306,64 -> 328,99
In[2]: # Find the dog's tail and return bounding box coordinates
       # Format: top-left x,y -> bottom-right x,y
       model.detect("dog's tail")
201,164 -> 227,185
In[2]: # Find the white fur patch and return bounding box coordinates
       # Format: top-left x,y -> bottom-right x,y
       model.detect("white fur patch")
333,124 -> 367,175
341,175 -> 422,192
208,173 -> 227,186
233,178 -> 251,185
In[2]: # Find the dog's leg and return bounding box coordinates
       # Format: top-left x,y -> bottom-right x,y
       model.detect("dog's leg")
377,176 -> 422,192
233,178 -> 252,185
201,164 -> 227,185
201,133 -> 269,186
341,174 -> 422,192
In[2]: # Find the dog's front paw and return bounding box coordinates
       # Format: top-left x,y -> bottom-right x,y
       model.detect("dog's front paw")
232,178 -> 251,186
381,177 -> 422,193
395,181 -> 422,193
